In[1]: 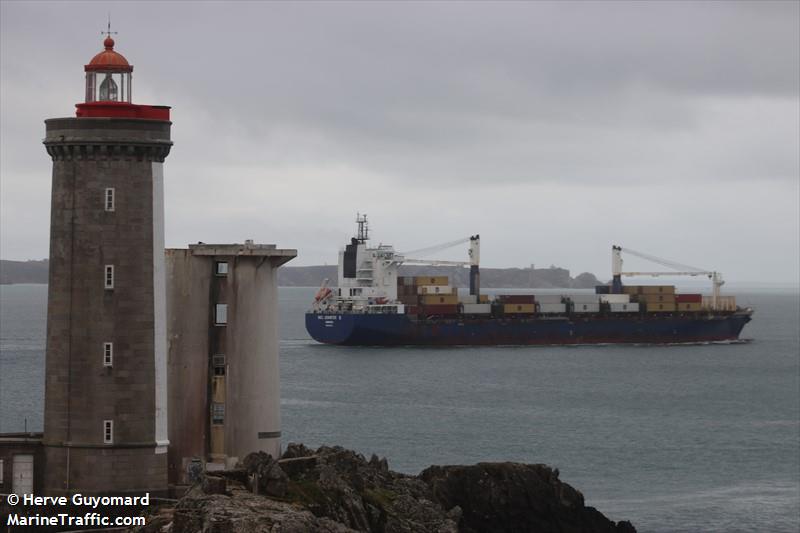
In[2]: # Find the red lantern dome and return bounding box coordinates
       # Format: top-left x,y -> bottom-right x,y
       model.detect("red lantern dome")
85,37 -> 133,73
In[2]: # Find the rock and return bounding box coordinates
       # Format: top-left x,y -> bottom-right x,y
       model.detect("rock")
420,462 -> 634,533
369,453 -> 389,472
241,451 -> 289,498
200,474 -> 227,495
133,444 -> 635,533
173,482 -> 357,533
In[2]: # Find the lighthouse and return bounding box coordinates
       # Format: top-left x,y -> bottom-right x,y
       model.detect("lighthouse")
41,33 -> 171,495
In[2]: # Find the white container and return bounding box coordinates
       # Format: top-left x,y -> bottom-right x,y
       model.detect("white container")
462,303 -> 491,314
600,294 -> 630,304
572,302 -> 600,313
538,303 -> 566,313
702,296 -> 736,311
418,285 -> 453,295
533,295 -> 564,304
568,295 -> 600,304
459,295 -> 478,304
609,302 -> 639,312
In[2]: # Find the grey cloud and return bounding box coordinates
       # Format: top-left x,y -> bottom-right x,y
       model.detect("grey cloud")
1,1 -> 798,281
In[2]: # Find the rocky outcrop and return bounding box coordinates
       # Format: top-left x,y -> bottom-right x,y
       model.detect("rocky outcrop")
421,463 -> 636,533
137,444 -> 634,533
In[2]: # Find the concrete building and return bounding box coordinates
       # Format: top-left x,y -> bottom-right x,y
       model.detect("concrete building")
165,243 -> 296,484
40,35 -> 172,496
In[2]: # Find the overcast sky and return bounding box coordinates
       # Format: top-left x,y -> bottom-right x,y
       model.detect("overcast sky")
1,1 -> 798,282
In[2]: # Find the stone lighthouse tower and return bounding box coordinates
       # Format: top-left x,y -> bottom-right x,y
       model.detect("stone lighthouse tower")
41,34 -> 171,495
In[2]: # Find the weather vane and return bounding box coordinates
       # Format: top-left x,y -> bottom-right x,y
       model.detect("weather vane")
102,14 -> 118,38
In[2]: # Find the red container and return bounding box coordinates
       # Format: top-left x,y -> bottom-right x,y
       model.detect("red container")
420,304 -> 459,315
405,305 -> 419,315
497,295 -> 536,304
676,294 -> 702,303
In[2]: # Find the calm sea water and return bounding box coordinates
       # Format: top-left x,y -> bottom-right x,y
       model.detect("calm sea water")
1,284 -> 798,532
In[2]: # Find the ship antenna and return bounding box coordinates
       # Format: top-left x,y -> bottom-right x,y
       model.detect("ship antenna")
356,213 -> 369,243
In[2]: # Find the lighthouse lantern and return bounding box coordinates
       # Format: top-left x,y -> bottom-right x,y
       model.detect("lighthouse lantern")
77,34 -> 168,120
85,36 -> 133,103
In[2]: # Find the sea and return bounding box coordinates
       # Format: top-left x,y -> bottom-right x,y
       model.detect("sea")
1,283 -> 798,532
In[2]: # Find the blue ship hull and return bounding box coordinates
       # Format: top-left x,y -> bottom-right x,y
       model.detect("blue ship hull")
305,311 -> 752,346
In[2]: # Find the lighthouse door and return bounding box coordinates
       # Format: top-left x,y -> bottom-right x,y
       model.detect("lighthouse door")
12,454 -> 34,494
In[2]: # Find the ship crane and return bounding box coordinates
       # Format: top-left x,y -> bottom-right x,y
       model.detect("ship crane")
611,245 -> 725,309
396,235 -> 481,295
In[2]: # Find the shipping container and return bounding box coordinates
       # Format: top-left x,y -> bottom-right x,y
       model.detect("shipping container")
640,285 -> 676,295
622,286 -> 642,295
609,302 -> 639,312
677,302 -> 702,311
636,293 -> 676,304
479,294 -> 490,303
675,294 -> 702,303
572,302 -> 600,313
497,294 -> 536,304
595,285 -> 611,294
503,303 -> 535,314
414,276 -> 449,286
459,295 -> 478,304
645,302 -> 676,312
418,285 -> 454,295
538,303 -> 567,314
533,294 -> 563,304
462,303 -> 492,314
600,294 -> 630,303
421,294 -> 459,305
420,304 -> 459,315
398,286 -> 417,297
569,294 -> 600,304
404,305 -> 419,315
702,296 -> 737,311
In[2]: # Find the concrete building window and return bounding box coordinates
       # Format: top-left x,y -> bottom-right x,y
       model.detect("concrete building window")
215,261 -> 228,276
103,342 -> 113,367
0,459 -> 3,483
213,354 -> 226,376
104,265 -> 114,289
103,420 -> 113,444
104,188 -> 115,211
215,304 -> 228,325
211,403 -> 225,425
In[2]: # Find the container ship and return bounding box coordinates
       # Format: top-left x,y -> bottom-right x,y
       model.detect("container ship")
305,215 -> 752,346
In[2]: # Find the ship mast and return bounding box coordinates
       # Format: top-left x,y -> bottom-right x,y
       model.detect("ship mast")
356,213 -> 369,243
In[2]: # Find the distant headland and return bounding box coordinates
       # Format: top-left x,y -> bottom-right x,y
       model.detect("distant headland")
1,259 -> 601,289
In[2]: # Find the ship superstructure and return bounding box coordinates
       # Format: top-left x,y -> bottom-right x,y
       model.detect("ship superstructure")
315,214 -> 480,314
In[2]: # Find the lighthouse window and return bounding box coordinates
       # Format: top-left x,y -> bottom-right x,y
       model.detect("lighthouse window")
104,265 -> 114,290
212,354 -> 226,375
104,188 -> 115,211
103,342 -> 113,367
99,74 -> 118,101
215,304 -> 228,325
103,420 -> 113,444
211,403 -> 225,424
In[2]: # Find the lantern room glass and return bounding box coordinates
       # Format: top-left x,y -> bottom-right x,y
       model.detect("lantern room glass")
85,71 -> 132,103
